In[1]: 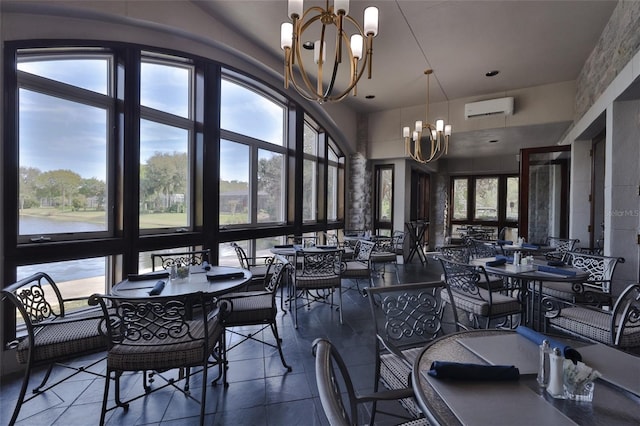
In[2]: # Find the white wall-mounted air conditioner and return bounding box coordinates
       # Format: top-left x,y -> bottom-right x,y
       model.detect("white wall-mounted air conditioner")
464,97 -> 514,119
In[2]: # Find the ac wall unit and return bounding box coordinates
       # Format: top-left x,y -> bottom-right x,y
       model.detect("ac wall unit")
464,97 -> 514,119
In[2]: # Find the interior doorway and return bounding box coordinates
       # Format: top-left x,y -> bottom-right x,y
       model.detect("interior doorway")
410,169 -> 430,248
590,132 -> 606,250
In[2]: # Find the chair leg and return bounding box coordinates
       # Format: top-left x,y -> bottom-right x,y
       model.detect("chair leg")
199,360 -> 207,426
32,363 -> 54,393
338,287 -> 343,325
270,322 -> 292,371
8,362 -> 32,426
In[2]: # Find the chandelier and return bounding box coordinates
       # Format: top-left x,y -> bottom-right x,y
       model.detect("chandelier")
280,0 -> 379,103
402,69 -> 452,163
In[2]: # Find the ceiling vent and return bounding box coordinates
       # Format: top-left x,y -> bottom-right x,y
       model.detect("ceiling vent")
464,97 -> 514,119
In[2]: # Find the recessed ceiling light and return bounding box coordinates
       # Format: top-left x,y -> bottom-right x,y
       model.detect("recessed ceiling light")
365,95 -> 375,99
488,139 -> 499,143
302,41 -> 314,50
486,70 -> 500,77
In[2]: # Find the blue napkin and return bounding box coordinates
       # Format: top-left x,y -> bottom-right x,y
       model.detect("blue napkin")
128,271 -> 170,281
522,243 -> 539,249
427,361 -> 519,381
537,265 -> 577,276
274,244 -> 294,248
516,326 -> 582,363
486,258 -> 507,266
148,280 -> 165,295
206,271 -> 245,281
547,260 -> 564,267
497,239 -> 513,245
496,255 -> 514,263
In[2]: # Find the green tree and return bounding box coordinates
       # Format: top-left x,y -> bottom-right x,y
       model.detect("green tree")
19,166 -> 42,209
35,169 -> 82,209
141,152 -> 187,212
79,177 -> 107,209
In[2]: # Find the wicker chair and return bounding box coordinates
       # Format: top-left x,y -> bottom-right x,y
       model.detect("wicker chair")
219,254 -> 293,377
89,291 -> 224,426
292,248 -> 343,328
312,338 -> 428,426
1,272 -> 107,426
366,282 -> 448,423
545,283 -> 640,350
438,256 -> 521,329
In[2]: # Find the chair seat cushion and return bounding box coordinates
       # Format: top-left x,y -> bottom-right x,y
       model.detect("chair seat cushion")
16,315 -> 106,364
380,347 -> 423,418
107,318 -> 222,371
342,261 -> 370,278
223,293 -> 274,326
441,288 -> 521,317
370,252 -> 396,263
295,276 -> 341,289
549,307 -> 640,348
248,264 -> 270,278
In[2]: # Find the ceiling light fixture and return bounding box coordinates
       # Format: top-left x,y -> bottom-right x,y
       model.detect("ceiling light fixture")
280,0 -> 379,103
402,69 -> 452,163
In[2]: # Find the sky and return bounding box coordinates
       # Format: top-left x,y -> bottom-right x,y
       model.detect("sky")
18,57 -> 285,183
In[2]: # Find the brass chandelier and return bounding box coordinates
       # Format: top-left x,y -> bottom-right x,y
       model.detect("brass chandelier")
280,0 -> 379,103
402,69 -> 452,163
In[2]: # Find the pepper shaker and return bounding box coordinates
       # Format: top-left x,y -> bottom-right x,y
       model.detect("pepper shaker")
537,339 -> 550,388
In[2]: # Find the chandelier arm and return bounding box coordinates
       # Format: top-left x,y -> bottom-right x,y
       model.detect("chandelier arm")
290,12 -> 325,101
324,28 -> 372,102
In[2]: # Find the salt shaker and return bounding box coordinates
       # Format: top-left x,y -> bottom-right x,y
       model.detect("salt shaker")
546,347 -> 565,398
513,251 -> 521,265
537,339 -> 550,388
170,264 -> 177,280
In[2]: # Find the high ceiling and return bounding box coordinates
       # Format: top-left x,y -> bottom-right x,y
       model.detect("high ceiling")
196,1 -> 617,158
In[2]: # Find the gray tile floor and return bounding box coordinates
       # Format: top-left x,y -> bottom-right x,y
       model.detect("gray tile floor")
0,259 -> 444,426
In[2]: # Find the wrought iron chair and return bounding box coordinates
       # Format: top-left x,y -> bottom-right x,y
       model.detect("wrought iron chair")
438,256 -> 522,330
219,254 -> 293,377
539,251 -> 625,307
437,244 -> 504,291
230,242 -> 273,287
366,282 -> 449,423
1,272 -> 107,426
89,291 -> 225,426
467,238 -> 499,259
370,236 -> 399,282
341,239 -> 375,296
150,249 -> 211,271
312,338 -> 428,426
545,237 -> 580,262
544,283 -> 640,350
292,248 -> 344,328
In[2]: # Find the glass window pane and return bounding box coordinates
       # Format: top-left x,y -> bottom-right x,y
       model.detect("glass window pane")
18,57 -> 109,95
303,123 -> 317,155
506,177 -> 519,221
141,61 -> 191,118
139,120 -> 189,229
19,89 -> 108,235
220,79 -> 284,145
474,177 -> 499,220
16,257 -> 108,323
220,140 -> 250,225
378,168 -> 393,222
303,159 -> 317,221
257,149 -> 284,223
328,145 -> 338,162
327,164 -> 338,221
452,178 -> 468,220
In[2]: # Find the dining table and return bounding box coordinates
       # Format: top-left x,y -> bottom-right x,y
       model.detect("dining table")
412,329 -> 640,426
471,256 -> 589,330
112,265 -> 252,298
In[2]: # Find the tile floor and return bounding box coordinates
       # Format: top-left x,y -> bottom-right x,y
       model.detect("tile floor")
1,258 -> 445,426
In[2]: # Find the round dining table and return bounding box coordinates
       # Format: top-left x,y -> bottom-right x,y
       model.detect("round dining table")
412,329 -> 640,426
112,265 -> 252,297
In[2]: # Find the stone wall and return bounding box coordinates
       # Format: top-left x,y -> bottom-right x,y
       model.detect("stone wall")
347,113 -> 371,231
575,1 -> 640,120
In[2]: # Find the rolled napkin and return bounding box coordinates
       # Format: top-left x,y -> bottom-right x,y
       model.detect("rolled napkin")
317,245 -> 337,249
537,265 -> 577,277
516,326 -> 582,363
148,280 -> 166,295
497,239 -> 513,245
486,258 -> 507,267
496,254 -> 514,263
206,271 -> 245,281
427,361 -> 520,381
547,260 -> 565,267
522,243 -> 540,249
273,244 -> 294,248
128,271 -> 170,281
